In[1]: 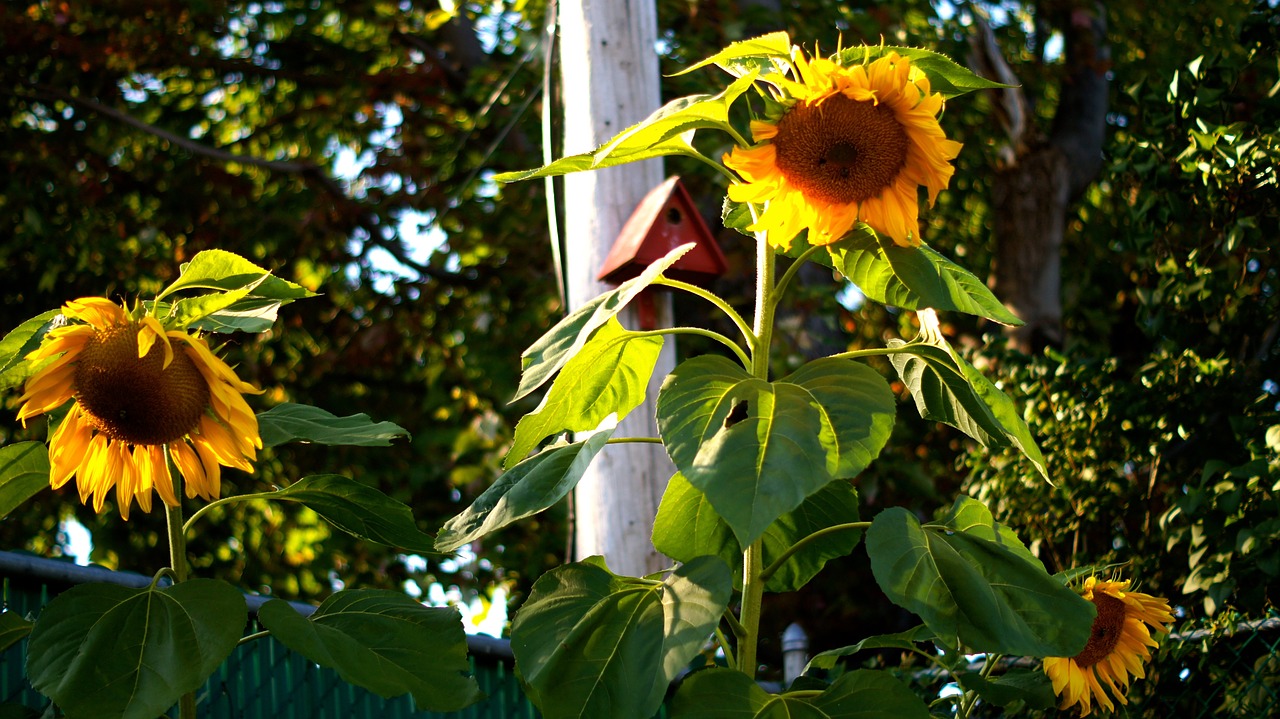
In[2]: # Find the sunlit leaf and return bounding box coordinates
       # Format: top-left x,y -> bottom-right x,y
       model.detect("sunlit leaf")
832,45 -> 1011,97
0,442 -> 49,519
26,579 -> 246,719
266,474 -> 435,553
512,556 -> 732,719
866,501 -> 1094,657
0,309 -> 60,376
506,319 -> 661,468
494,133 -> 700,183
257,403 -> 409,448
258,590 -> 482,712
593,71 -> 758,160
673,31 -> 792,77
514,243 -> 694,403
436,428 -> 615,553
156,249 -> 315,302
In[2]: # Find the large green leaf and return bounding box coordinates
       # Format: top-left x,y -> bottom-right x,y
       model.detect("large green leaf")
958,668 -> 1057,710
26,579 -> 246,719
592,71 -> 758,160
657,356 -> 892,546
266,474 -> 435,552
187,296 -> 287,333
514,243 -> 694,403
652,474 -> 863,593
436,429 -> 615,553
258,590 -> 482,712
828,229 -> 1022,326
673,31 -> 792,77
888,311 -> 1047,480
0,309 -> 60,376
0,443 -> 49,519
512,556 -> 732,719
257,403 -> 410,448
493,133 -> 700,183
669,668 -> 930,718
804,625 -> 936,674
832,45 -> 1010,98
0,611 -> 33,653
155,249 -> 315,302
865,502 -> 1094,657
506,319 -> 661,468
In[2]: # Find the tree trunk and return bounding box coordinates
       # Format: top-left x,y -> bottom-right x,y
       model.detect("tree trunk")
560,0 -> 676,577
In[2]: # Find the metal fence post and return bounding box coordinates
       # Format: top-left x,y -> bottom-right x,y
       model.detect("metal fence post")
781,622 -> 809,688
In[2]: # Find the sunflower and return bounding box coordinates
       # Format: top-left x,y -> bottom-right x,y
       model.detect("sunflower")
724,48 -> 963,249
1043,576 -> 1175,716
16,297 -> 262,519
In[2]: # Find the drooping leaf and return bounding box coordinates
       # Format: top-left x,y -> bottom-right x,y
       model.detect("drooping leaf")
804,625 -> 936,673
506,319 -> 661,468
514,243 -> 694,402
828,229 -> 1022,326
0,442 -> 49,519
266,474 -> 435,553
888,311 -> 1047,480
657,356 -> 892,546
652,474 -> 863,593
258,590 -> 482,712
512,556 -> 732,719
957,668 -> 1057,709
593,71 -> 758,160
832,45 -> 1011,98
670,667 -> 930,718
673,30 -> 792,77
0,309 -> 60,376
436,428 -> 615,553
187,296 -> 287,334
866,504 -> 1094,657
493,133 -> 700,183
155,249 -> 315,302
26,579 -> 246,719
168,287 -> 254,329
0,611 -> 33,653
257,403 -> 409,448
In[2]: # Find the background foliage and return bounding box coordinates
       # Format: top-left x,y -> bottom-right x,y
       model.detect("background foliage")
2,0 -> 1277,681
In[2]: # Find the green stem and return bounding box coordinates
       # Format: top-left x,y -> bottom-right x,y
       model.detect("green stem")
624,326 -> 751,368
958,653 -> 1003,718
683,148 -> 742,183
163,453 -> 197,719
714,625 -> 738,671
760,522 -> 871,583
652,278 -> 754,347
827,345 -> 916,361
183,491 -> 278,535
604,437 -> 663,445
737,232 -> 776,681
238,630 -> 271,646
770,245 -> 825,312
722,608 -> 747,640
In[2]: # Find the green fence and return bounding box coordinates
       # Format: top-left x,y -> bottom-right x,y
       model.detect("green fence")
0,552 -> 538,718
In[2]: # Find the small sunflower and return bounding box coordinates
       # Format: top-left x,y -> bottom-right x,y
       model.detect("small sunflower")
1043,576 -> 1174,716
16,297 -> 263,519
724,48 -> 963,249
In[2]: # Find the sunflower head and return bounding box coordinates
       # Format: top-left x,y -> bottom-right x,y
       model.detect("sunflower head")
16,297 -> 263,519
724,48 -> 962,250
1043,576 -> 1175,716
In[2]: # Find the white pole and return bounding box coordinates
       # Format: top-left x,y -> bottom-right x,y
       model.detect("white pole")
559,0 -> 676,577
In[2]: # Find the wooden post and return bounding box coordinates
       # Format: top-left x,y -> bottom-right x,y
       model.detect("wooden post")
559,0 -> 676,577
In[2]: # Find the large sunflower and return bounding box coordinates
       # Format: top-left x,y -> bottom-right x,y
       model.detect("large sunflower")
1043,576 -> 1174,716
16,298 -> 262,519
724,49 -> 963,249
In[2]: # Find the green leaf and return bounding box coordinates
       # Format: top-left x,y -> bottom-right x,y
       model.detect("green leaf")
258,590 -> 482,712
593,71 -> 758,160
168,287 -> 254,329
673,31 -> 792,77
942,495 -> 1039,566
494,133 -> 700,183
257,403 -> 410,448
832,45 -> 1011,98
0,443 -> 49,519
657,356 -> 892,547
957,668 -> 1056,709
0,309 -> 60,376
156,249 -> 315,302
436,429 -> 615,553
804,625 -> 935,673
828,229 -> 1022,325
506,319 -> 661,468
670,667 -> 930,718
652,474 -> 863,593
865,504 -> 1094,657
188,296 -> 287,333
512,556 -> 732,719
515,243 -> 695,402
888,312 -> 1047,480
0,611 -> 33,653
0,704 -> 41,719
26,579 -> 246,719
266,474 -> 436,553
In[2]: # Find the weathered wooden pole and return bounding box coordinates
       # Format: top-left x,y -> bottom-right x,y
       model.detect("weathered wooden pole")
559,0 -> 676,577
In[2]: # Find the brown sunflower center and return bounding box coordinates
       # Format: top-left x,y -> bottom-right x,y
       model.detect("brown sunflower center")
772,93 -> 910,206
74,321 -> 210,446
1074,591 -> 1127,667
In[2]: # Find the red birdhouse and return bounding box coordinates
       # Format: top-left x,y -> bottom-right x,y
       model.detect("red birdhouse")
597,176 -> 728,287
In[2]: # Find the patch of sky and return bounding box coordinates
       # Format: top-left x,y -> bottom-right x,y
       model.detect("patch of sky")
61,518 -> 93,565
404,549 -> 508,637
837,282 -> 866,312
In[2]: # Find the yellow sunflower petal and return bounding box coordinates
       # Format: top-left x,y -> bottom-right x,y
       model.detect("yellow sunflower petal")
62,298 -> 126,328
138,317 -> 174,369
170,439 -> 212,501
48,408 -> 93,490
